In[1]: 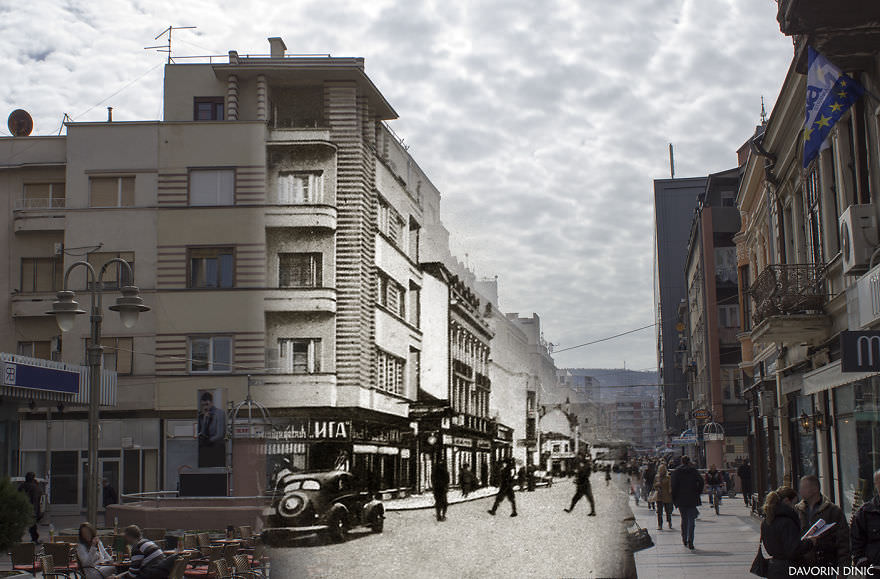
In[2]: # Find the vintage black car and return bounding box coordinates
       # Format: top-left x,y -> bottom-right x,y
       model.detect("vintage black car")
261,470 -> 385,545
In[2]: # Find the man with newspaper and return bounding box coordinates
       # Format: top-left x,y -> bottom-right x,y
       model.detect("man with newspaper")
795,475 -> 850,567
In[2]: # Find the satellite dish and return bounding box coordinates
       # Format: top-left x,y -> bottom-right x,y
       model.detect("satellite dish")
8,109 -> 33,136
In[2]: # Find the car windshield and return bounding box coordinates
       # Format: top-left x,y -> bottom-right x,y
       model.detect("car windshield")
283,479 -> 321,492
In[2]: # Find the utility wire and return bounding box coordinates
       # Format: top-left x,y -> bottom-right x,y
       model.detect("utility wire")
554,323 -> 656,354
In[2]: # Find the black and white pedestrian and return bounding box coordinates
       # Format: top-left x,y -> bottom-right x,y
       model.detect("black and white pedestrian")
488,457 -> 518,517
563,457 -> 596,515
431,459 -> 449,522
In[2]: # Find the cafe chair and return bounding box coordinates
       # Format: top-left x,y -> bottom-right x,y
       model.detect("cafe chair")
169,557 -> 188,579
40,554 -> 74,579
232,554 -> 258,579
42,542 -> 76,577
208,559 -> 235,579
8,542 -> 39,576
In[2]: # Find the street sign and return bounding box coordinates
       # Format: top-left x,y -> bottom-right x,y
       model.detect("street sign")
1,359 -> 79,394
692,409 -> 711,420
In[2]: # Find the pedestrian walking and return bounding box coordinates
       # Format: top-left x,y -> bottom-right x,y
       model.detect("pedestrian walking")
852,469 -> 880,568
605,465 -> 612,486
653,464 -> 673,530
794,474 -> 850,568
431,459 -> 449,521
644,460 -> 657,511
563,457 -> 596,516
760,487 -> 817,578
488,457 -> 518,517
738,460 -> 753,507
670,455 -> 703,550
17,472 -> 42,543
460,463 -> 475,498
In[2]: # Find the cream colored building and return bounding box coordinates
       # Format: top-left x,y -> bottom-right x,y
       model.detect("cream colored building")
0,38 -> 445,509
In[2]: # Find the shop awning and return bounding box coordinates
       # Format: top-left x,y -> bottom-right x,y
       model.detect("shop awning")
803,359 -> 880,395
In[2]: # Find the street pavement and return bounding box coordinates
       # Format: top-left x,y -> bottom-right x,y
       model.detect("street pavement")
269,472 -> 637,579
630,491 -> 760,579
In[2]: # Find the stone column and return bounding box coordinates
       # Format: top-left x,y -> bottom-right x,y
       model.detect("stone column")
256,74 -> 267,121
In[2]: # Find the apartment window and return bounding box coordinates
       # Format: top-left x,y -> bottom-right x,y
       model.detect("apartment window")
87,252 -> 134,290
376,348 -> 405,395
718,304 -> 739,328
278,172 -> 323,204
189,169 -> 234,206
193,97 -> 224,121
804,167 -> 824,265
377,200 -> 405,247
278,338 -> 321,374
279,253 -> 322,287
17,341 -> 53,360
377,273 -> 405,318
22,183 -> 65,209
189,247 -> 234,288
85,337 -> 133,375
409,348 -> 420,393
21,256 -> 62,293
408,219 -> 420,261
190,336 -> 232,373
90,176 -> 135,207
409,283 -> 421,328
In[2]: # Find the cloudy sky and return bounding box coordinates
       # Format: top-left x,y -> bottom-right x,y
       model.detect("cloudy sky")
0,0 -> 794,370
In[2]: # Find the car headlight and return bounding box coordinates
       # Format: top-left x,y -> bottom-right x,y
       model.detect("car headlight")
278,494 -> 305,517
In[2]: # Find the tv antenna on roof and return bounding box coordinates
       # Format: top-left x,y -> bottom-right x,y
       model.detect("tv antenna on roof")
145,25 -> 197,63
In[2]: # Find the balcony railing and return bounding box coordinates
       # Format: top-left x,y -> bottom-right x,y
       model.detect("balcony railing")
15,198 -> 66,209
749,264 -> 826,325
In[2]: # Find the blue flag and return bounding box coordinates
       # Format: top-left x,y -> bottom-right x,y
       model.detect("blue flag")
803,47 -> 865,168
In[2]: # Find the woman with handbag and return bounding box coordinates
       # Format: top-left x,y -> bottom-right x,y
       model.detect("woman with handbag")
652,464 -> 674,530
756,487 -> 818,578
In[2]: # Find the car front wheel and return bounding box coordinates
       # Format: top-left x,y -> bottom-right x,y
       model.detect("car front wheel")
329,512 -> 349,542
370,512 -> 384,533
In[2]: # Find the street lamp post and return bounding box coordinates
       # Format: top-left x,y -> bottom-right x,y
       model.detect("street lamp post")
47,258 -> 149,525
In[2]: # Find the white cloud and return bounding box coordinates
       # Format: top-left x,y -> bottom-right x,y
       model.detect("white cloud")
0,0 -> 794,369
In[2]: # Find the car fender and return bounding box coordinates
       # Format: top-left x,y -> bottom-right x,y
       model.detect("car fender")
326,503 -> 350,524
364,500 -> 384,521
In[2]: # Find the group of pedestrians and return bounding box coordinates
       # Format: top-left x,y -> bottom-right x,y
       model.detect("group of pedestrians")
759,470 -> 880,577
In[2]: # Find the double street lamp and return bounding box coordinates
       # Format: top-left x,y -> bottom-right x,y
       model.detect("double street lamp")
47,259 -> 149,525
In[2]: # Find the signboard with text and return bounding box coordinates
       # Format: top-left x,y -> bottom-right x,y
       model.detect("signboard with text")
841,331 -> 880,372
268,419 -> 352,441
2,360 -> 79,394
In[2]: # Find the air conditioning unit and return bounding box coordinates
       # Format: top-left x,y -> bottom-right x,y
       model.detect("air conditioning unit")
840,204 -> 878,275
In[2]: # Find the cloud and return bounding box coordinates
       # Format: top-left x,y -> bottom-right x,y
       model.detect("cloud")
0,0 -> 794,370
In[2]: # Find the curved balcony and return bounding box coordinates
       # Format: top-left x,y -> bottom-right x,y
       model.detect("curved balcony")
748,264 -> 830,345
263,287 -> 336,313
265,204 -> 337,230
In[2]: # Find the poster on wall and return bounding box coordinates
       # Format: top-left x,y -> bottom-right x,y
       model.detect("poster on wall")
197,388 -> 227,468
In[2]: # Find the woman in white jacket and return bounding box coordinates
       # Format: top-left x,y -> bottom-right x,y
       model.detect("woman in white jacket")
76,522 -> 116,579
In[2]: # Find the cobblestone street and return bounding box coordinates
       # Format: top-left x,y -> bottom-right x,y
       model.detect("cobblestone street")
270,474 -> 636,578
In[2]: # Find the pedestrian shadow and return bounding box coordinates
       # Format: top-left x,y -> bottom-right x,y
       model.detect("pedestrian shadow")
690,549 -> 730,556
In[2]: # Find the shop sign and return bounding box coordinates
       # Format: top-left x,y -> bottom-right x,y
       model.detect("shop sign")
453,436 -> 473,448
351,422 -> 402,444
2,359 -> 79,394
442,434 -> 454,445
477,439 -> 492,450
842,331 -> 880,372
692,409 -> 711,420
267,419 -> 351,441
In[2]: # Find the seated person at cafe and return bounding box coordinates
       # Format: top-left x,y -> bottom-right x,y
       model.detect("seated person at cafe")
111,525 -> 166,579
77,522 -> 116,578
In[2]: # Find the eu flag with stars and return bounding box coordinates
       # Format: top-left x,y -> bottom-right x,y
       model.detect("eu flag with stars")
803,47 -> 865,168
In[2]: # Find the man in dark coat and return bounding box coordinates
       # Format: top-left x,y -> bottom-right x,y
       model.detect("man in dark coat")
431,459 -> 449,521
670,456 -> 703,550
795,475 -> 850,567
563,457 -> 595,515
852,469 -> 880,567
459,463 -> 475,498
18,472 -> 42,543
102,478 -> 119,508
738,460 -> 753,506
488,457 -> 517,517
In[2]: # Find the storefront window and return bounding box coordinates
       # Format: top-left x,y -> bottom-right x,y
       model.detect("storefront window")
835,379 -> 880,519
